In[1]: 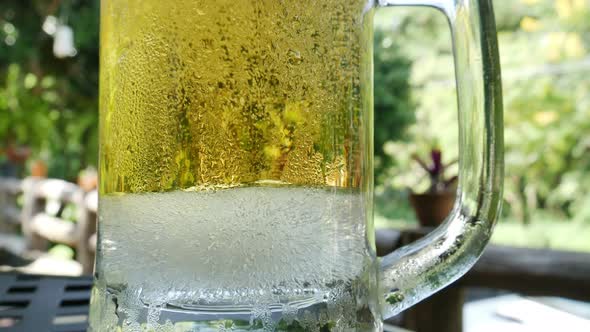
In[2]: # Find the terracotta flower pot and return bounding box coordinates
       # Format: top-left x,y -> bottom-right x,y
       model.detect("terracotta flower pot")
30,160 -> 48,178
409,191 -> 456,227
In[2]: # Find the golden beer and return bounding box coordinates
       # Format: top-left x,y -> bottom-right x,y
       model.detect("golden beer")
99,0 -> 373,195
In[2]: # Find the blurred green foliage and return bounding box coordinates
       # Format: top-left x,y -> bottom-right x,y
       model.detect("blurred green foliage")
2,0 -> 590,233
500,0 -> 590,224
0,0 -> 99,180
376,0 -> 590,228
373,29 -> 414,181
373,6 -> 453,221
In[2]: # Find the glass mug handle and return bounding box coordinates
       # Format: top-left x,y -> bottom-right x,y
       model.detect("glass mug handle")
376,0 -> 504,318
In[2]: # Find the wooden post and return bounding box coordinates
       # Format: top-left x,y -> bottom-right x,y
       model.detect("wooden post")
403,286 -> 464,332
0,177 -> 22,233
77,190 -> 98,274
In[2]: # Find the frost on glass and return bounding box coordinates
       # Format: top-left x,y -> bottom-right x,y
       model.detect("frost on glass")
89,187 -> 380,331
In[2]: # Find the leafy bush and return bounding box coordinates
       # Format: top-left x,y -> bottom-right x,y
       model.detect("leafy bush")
0,0 -> 99,180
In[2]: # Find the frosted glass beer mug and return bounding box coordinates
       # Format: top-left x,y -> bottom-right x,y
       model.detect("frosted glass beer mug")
90,0 -> 503,331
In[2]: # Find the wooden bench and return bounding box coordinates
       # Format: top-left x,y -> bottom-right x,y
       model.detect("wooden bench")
377,228 -> 590,332
0,177 -> 98,275
20,178 -> 84,251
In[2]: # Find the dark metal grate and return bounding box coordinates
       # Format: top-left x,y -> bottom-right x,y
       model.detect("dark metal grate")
0,273 -> 92,332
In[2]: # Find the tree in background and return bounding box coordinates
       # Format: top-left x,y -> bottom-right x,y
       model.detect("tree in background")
374,28 -> 415,183
372,7 -> 450,221
499,0 -> 590,223
379,0 -> 590,226
0,0 -> 99,180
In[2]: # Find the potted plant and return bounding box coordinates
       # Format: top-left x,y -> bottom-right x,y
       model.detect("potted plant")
30,159 -> 48,178
409,148 -> 458,227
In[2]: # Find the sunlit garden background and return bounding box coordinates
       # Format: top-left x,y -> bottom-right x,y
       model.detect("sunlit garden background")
1,0 -> 590,256
374,0 -> 590,252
